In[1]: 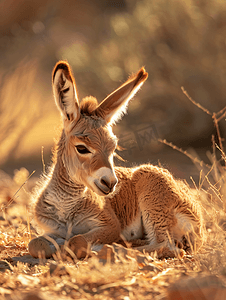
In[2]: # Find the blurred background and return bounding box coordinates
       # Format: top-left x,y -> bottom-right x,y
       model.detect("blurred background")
1,0 -> 226,185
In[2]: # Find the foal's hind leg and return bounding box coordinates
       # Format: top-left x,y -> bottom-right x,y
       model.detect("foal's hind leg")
28,234 -> 66,258
132,167 -> 185,258
134,206 -> 185,258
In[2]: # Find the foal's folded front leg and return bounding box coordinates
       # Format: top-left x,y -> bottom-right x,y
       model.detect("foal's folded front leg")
67,203 -> 122,258
28,234 -> 89,259
28,234 -> 66,258
68,223 -> 122,258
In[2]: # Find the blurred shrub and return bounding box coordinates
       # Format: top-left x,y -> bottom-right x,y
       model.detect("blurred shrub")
1,0 -> 226,171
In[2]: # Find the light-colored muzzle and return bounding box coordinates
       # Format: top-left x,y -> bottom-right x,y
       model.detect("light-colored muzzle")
91,167 -> 118,195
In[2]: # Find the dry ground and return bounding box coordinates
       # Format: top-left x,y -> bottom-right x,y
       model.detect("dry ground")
0,166 -> 226,300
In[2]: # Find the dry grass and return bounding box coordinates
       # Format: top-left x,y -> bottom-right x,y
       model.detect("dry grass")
0,203 -> 182,300
0,200 -> 225,300
1,150 -> 226,298
1,94 -> 226,299
0,209 -> 220,300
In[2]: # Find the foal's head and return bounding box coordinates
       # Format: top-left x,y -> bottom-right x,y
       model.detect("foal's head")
52,61 -> 148,196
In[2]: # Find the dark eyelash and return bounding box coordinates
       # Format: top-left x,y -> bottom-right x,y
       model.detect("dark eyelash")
75,145 -> 91,154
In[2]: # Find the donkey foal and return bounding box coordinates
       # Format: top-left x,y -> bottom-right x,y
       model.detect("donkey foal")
29,61 -> 204,259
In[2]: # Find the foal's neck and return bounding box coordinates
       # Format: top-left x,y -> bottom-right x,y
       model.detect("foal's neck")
52,157 -> 85,196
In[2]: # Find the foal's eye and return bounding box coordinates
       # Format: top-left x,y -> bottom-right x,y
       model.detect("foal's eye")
75,145 -> 91,154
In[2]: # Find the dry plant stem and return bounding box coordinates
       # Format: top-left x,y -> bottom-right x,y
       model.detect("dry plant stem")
181,87 -> 212,116
212,113 -> 225,156
216,144 -> 226,162
206,145 -> 225,189
215,105 -> 226,118
181,87 -> 226,164
212,135 -> 216,162
0,170 -> 35,212
190,176 -> 198,190
26,205 -> 31,241
205,176 -> 223,204
158,138 -> 210,169
199,164 -> 214,190
216,109 -> 226,122
211,135 -> 219,183
198,169 -> 203,189
199,160 -> 224,202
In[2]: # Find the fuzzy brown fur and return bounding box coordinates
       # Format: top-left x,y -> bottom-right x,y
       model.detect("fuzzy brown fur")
29,61 -> 204,259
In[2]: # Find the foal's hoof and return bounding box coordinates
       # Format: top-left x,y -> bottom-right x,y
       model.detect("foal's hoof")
68,235 -> 88,259
157,247 -> 185,259
28,236 -> 53,258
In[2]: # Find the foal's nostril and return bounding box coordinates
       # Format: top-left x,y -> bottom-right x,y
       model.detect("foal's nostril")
100,177 -> 111,189
100,176 -> 117,190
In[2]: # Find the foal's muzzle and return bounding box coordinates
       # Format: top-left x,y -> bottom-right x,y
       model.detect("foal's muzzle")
94,175 -> 118,195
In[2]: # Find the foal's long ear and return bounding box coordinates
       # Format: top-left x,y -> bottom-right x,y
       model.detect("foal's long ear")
94,68 -> 148,125
52,61 -> 80,125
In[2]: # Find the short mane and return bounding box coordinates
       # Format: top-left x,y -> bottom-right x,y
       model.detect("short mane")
80,96 -> 99,116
